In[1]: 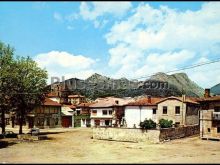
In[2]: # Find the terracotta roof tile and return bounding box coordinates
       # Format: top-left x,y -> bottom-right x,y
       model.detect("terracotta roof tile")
90,97 -> 134,108
43,98 -> 61,106
77,102 -> 96,107
198,96 -> 220,102
126,97 -> 163,106
157,96 -> 199,104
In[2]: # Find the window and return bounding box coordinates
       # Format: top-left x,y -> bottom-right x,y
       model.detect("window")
208,128 -> 211,132
92,110 -> 97,116
163,106 -> 167,114
217,127 -> 220,133
153,108 -> 156,114
175,106 -> 180,115
214,107 -> 220,112
109,110 -> 112,115
103,110 -> 107,115
105,120 -> 110,126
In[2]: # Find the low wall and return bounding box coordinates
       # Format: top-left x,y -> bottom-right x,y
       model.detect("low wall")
159,125 -> 199,141
92,127 -> 160,143
92,125 -> 199,143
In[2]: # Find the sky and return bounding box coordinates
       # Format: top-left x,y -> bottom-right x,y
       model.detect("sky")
0,1 -> 220,88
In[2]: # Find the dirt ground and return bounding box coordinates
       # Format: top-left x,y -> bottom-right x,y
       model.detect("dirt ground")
0,127 -> 220,163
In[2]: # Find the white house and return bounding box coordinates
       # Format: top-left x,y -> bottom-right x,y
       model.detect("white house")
89,97 -> 134,127
124,97 -> 162,128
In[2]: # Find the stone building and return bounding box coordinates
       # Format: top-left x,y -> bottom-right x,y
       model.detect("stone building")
199,89 -> 220,140
156,96 -> 200,127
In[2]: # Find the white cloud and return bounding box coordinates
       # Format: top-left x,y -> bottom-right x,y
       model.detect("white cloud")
79,2 -> 132,28
34,51 -> 96,84
53,12 -> 63,21
185,57 -> 220,88
67,25 -> 74,30
105,2 -> 220,88
65,13 -> 79,22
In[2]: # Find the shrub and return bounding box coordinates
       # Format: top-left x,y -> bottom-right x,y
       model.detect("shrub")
159,119 -> 173,128
140,119 -> 156,129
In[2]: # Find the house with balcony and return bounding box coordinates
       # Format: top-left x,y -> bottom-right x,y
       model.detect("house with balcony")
199,89 -> 220,140
74,102 -> 94,127
89,97 -> 133,127
27,98 -> 62,129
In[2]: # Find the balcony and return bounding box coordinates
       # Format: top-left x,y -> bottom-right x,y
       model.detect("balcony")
212,112 -> 220,120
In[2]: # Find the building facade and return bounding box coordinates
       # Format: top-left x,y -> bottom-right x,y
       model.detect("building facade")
124,97 -> 161,128
156,96 -> 200,126
68,95 -> 86,105
199,90 -> 220,139
27,98 -> 62,129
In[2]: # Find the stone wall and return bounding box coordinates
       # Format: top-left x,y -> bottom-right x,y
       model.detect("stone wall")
92,127 -> 160,143
92,125 -> 199,143
159,125 -> 199,141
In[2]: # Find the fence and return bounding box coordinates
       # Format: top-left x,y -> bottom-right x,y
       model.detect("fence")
92,125 -> 199,143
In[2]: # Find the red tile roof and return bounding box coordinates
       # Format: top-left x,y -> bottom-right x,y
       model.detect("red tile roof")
198,96 -> 220,102
43,98 -> 61,106
156,96 -> 199,104
126,97 -> 163,106
77,102 -> 96,107
90,97 -> 134,108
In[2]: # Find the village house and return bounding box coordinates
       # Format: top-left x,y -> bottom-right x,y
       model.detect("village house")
156,95 -> 200,127
61,105 -> 75,128
124,96 -> 162,128
89,97 -> 133,127
199,89 -> 220,140
68,95 -> 86,105
27,98 -> 62,129
74,102 -> 94,127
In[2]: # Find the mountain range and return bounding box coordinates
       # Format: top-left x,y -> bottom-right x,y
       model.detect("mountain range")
52,72 -> 205,100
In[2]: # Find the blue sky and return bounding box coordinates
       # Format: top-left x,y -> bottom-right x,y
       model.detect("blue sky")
1,1 -> 220,88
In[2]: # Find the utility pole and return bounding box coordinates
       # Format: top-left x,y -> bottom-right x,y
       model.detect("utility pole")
182,85 -> 184,126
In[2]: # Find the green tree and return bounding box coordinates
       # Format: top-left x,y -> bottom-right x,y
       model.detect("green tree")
140,118 -> 156,129
159,119 -> 173,128
0,42 -> 15,134
13,56 -> 48,134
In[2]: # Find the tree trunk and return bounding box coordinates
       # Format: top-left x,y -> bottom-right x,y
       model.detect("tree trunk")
12,116 -> 15,128
19,114 -> 23,134
1,107 -> 6,134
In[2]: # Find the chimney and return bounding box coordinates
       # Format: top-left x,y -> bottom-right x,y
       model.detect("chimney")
182,94 -> 186,102
204,89 -> 210,98
115,100 -> 119,104
147,95 -> 151,103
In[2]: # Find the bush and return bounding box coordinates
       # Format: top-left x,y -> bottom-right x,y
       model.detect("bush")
159,119 -> 173,128
140,119 -> 156,129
